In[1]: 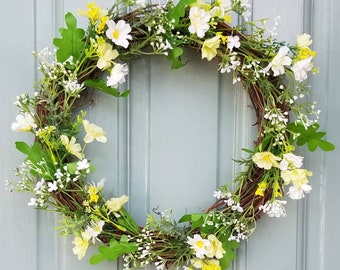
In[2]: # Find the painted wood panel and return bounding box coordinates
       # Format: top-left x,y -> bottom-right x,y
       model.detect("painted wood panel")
1,0 -> 339,270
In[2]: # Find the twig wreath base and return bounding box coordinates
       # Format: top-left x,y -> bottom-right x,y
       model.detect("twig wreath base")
8,1 -> 334,269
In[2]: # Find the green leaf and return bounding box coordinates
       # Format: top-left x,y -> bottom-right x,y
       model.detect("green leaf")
287,123 -> 335,152
89,236 -> 138,265
53,12 -> 85,63
217,234 -> 239,270
117,207 -> 141,234
167,47 -> 184,69
83,79 -> 130,97
167,0 -> 196,26
179,213 -> 206,229
15,141 -> 55,179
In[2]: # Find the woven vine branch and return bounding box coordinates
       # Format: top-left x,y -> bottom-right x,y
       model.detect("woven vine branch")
8,1 -> 334,270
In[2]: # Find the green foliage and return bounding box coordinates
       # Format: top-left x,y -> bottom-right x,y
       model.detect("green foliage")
84,79 -> 130,97
167,0 -> 196,26
179,213 -> 207,230
90,236 -> 138,265
288,123 -> 335,152
167,47 -> 185,69
15,141 -> 54,179
219,235 -> 239,270
53,12 -> 85,64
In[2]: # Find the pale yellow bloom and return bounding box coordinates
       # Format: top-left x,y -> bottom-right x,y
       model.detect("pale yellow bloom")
202,36 -> 220,61
296,33 -> 312,49
281,169 -> 312,186
106,195 -> 129,212
72,231 -> 91,260
96,42 -> 119,70
83,120 -> 107,143
206,234 -> 226,259
252,151 -> 281,170
60,135 -> 84,159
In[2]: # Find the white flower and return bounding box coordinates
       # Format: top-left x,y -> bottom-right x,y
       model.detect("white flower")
279,153 -> 304,171
264,46 -> 292,76
135,0 -> 146,8
47,181 -> 58,192
106,20 -> 132,48
227,35 -> 240,50
213,190 -> 223,199
28,198 -> 38,207
218,0 -> 232,11
187,234 -> 210,258
292,57 -> 313,82
107,63 -> 129,87
188,7 -> 211,38
76,159 -> 90,171
11,112 -> 37,132
231,203 -> 243,212
86,220 -> 105,244
287,184 -> 312,199
63,79 -> 84,95
259,200 -> 287,217
239,0 -> 251,21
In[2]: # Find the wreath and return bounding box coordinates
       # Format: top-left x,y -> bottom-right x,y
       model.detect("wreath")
7,0 -> 334,269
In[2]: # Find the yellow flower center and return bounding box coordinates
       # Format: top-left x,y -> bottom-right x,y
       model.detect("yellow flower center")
196,240 -> 204,249
113,30 -> 120,39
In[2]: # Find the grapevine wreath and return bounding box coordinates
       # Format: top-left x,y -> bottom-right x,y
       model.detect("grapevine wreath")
8,0 -> 335,269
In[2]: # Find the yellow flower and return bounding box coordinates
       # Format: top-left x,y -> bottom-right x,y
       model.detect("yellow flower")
96,42 -> 119,70
255,181 -> 267,196
72,231 -> 91,260
252,151 -> 281,170
83,120 -> 107,143
106,195 -> 129,212
96,15 -> 109,34
78,2 -> 108,25
87,179 -> 105,203
281,169 -> 312,186
216,32 -> 227,44
224,13 -> 232,24
273,181 -> 283,197
296,47 -> 316,60
202,36 -> 221,61
88,187 -> 99,203
206,234 -> 225,259
60,135 -> 84,159
202,259 -> 222,270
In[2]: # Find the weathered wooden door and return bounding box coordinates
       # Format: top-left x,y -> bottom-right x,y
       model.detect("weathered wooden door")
1,0 -> 339,269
